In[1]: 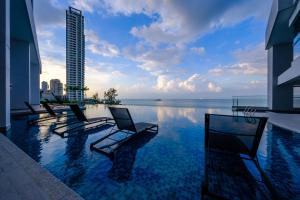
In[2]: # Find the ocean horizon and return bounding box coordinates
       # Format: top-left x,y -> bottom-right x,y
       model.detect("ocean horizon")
120,97 -> 268,109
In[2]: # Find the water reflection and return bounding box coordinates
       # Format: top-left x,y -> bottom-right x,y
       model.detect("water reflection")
264,125 -> 300,198
9,115 -> 54,162
63,133 -> 88,188
6,105 -> 300,199
108,130 -> 158,182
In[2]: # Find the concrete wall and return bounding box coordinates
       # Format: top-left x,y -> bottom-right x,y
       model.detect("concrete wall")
0,0 -> 10,131
268,43 -> 294,110
10,39 -> 31,109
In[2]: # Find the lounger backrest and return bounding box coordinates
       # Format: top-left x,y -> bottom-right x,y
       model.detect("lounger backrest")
41,102 -> 56,117
24,101 -> 37,114
51,92 -> 63,104
69,104 -> 88,122
205,113 -> 267,158
109,107 -> 136,132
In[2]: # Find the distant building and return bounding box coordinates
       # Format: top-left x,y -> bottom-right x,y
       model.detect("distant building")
41,81 -> 49,93
50,79 -> 63,97
0,0 -> 41,131
266,0 -> 300,111
66,7 -> 85,101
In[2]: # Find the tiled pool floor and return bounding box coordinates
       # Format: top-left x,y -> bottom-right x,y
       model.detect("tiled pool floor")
7,105 -> 300,199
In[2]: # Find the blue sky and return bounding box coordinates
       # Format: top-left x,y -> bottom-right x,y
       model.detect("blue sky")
35,0 -> 272,98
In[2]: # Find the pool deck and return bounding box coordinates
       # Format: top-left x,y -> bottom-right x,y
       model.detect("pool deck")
266,112 -> 300,133
0,133 -> 83,200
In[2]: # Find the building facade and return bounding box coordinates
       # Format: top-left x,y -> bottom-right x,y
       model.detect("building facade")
266,0 -> 300,111
0,0 -> 41,131
41,81 -> 48,93
66,7 -> 85,102
50,79 -> 63,97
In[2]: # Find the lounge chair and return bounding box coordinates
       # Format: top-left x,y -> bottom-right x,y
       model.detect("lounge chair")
51,92 -> 64,105
52,104 -> 114,137
24,102 -> 74,125
25,101 -> 67,124
90,107 -> 158,156
201,113 -> 279,200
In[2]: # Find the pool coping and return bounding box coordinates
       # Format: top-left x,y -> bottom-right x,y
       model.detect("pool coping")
0,133 -> 84,200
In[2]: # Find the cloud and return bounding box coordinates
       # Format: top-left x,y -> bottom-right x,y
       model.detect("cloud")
34,0 -> 65,28
40,56 -> 66,85
209,43 -> 267,76
191,47 -> 205,56
71,0 -> 95,13
85,29 -> 120,57
123,45 -> 184,75
155,74 -> 222,93
103,0 -> 271,45
208,82 -> 222,93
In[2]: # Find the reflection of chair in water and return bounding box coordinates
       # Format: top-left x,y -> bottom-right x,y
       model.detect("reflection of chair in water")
90,107 -> 158,155
108,130 -> 158,182
202,113 -> 279,200
63,133 -> 88,187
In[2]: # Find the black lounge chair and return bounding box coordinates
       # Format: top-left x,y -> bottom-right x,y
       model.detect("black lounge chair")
51,92 -> 64,105
52,104 -> 114,137
24,101 -> 74,125
90,107 -> 158,156
201,113 -> 279,200
25,102 -> 67,124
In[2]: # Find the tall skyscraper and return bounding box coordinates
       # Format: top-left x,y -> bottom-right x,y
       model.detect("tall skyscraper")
66,7 -> 85,101
50,79 -> 63,97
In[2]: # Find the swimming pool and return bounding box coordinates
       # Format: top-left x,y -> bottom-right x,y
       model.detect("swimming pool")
8,105 -> 300,199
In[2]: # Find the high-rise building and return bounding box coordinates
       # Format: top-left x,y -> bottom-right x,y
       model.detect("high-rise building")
41,81 -> 49,93
66,7 -> 85,101
50,79 -> 63,97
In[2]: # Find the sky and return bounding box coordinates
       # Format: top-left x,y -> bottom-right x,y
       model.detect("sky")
35,0 -> 272,99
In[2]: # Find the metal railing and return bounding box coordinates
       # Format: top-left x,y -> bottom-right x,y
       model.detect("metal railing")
232,95 -> 268,108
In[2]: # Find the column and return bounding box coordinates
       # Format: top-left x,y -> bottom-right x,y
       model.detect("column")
10,39 -> 31,110
0,0 -> 10,132
268,43 -> 294,111
30,63 -> 40,105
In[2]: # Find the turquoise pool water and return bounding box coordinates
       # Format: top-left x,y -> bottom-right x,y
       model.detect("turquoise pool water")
8,104 -> 300,199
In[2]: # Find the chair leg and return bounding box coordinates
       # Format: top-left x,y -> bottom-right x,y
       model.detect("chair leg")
254,159 -> 280,200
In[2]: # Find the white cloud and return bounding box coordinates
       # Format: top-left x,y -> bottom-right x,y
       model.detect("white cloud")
85,29 -> 120,57
123,45 -> 184,75
155,74 -> 222,93
208,82 -> 222,93
71,0 -> 102,13
103,0 -> 271,46
40,57 -> 66,85
209,43 -> 267,76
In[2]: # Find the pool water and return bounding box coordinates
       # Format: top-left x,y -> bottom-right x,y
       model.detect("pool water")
8,105 -> 300,199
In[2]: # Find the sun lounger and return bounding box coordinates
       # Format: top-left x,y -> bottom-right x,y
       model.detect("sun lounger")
52,104 -> 114,137
90,107 -> 158,156
25,101 -> 67,124
201,113 -> 279,199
